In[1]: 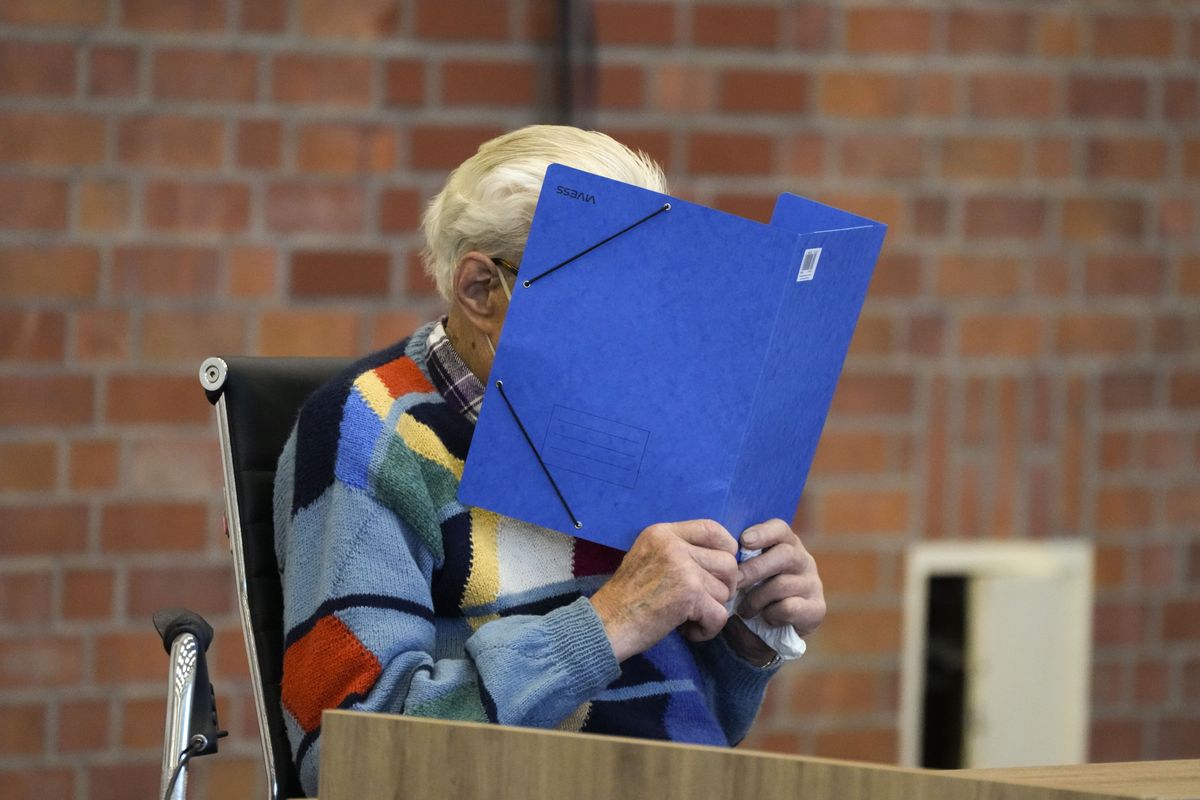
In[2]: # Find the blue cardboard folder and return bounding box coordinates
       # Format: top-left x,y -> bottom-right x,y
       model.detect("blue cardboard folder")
457,164 -> 887,551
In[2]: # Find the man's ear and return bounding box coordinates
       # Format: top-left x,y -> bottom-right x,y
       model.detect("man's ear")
452,251 -> 504,335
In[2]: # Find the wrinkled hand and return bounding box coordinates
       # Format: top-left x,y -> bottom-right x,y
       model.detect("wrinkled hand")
591,520 -> 738,662
735,519 -> 825,637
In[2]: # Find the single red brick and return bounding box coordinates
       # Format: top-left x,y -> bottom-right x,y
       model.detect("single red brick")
1089,719 -> 1143,763
1086,137 -> 1167,180
1159,197 -> 1196,239
941,136 -> 1023,179
442,59 -> 537,107
948,9 -> 1029,54
296,123 -> 398,175
0,704 -> 44,759
0,636 -> 83,687
1171,371 -> 1200,409
384,58 -> 425,106
290,250 -> 391,298
0,177 -> 67,230
415,0 -> 508,40
0,247 -> 97,299
119,697 -> 168,750
691,4 -> 779,48
0,442 -> 57,491
258,310 -> 362,357
370,311 -> 428,349
1164,600 -> 1200,641
687,131 -> 773,175
380,187 -> 422,233
1085,253 -> 1165,296
62,567 -> 115,619
105,374 -> 210,425
94,632 -> 166,683
122,0 -> 225,31
298,0 -> 398,39
1056,314 -> 1140,355
117,115 -> 224,168
100,502 -> 208,553
0,111 -> 105,165
837,135 -> 922,180
963,196 -> 1046,238
594,1 -> 675,46
813,607 -> 902,654
1165,77 -> 1198,122
0,41 -> 76,95
0,0 -> 105,25
1096,486 -> 1154,531
1038,13 -> 1081,57
272,53 -> 373,106
790,669 -> 879,716
236,118 -> 281,169
654,62 -> 714,113
846,7 -> 932,54
144,180 -> 251,233
712,193 -> 776,224
126,436 -> 223,495
141,310 -> 247,362
821,71 -> 910,118
0,571 -> 53,624
127,564 -> 233,617
1153,315 -> 1190,354
829,373 -> 913,416
80,178 -> 132,232
937,255 -> 1022,297
88,45 -> 138,97
0,506 -> 87,556
810,431 -> 890,476
1069,75 -> 1148,119
229,246 -> 278,297
0,376 -> 92,427
1093,14 -> 1173,59
1180,256 -> 1200,296
114,245 -> 219,295
241,0 -> 285,32
1144,432 -> 1187,471
152,48 -> 258,102
1035,138 -> 1073,179
265,182 -> 367,234
596,64 -> 645,109
969,73 -> 1057,119
718,68 -> 809,114
410,124 -> 505,170
960,315 -> 1042,357
74,309 -> 130,362
0,309 -> 65,363
1100,371 -> 1155,412
1062,197 -> 1145,241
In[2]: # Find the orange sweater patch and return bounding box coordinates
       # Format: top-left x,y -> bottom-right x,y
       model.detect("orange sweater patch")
375,356 -> 434,399
281,614 -> 382,733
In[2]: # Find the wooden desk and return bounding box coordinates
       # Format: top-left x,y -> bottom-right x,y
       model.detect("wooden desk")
317,710 -> 1198,800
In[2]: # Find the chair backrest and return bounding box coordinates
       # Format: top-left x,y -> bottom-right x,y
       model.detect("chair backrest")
200,356 -> 351,800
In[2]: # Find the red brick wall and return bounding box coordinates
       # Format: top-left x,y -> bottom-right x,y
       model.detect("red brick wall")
1,1 -> 1197,796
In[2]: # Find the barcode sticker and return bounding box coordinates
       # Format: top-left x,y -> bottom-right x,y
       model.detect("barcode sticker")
796,247 -> 822,282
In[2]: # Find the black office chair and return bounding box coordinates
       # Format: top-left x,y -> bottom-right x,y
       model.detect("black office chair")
199,356 -> 351,800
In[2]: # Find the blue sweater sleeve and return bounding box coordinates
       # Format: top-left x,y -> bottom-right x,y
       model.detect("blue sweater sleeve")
274,433 -> 620,795
689,630 -> 779,745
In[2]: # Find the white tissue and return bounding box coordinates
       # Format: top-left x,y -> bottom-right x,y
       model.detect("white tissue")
726,548 -> 807,661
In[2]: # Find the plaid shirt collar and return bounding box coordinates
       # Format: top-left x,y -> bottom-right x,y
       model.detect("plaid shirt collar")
426,318 -> 485,424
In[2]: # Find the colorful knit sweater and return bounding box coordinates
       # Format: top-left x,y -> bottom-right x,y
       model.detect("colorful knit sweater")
273,321 -> 776,795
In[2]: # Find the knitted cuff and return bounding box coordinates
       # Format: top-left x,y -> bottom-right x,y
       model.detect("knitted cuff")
703,627 -> 780,699
545,597 -> 621,697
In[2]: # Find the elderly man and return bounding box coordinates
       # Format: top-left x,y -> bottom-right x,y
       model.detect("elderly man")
274,125 -> 826,794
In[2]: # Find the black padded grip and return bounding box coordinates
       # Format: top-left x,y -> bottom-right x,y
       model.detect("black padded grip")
153,607 -> 215,653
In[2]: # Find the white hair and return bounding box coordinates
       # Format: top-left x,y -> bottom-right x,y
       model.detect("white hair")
421,125 -> 668,301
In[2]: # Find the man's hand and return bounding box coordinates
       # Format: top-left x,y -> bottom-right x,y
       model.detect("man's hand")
735,519 -> 825,636
591,520 -> 738,662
